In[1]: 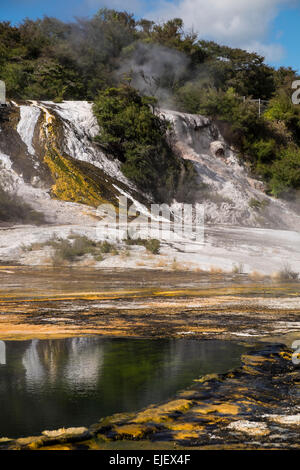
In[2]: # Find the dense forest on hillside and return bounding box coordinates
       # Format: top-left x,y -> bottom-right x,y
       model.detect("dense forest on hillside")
1,8 -> 300,198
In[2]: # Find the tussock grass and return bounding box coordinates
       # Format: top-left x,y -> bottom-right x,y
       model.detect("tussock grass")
210,266 -> 226,274
23,234 -> 119,265
125,236 -> 161,255
249,271 -> 266,281
51,236 -> 120,265
249,198 -> 269,211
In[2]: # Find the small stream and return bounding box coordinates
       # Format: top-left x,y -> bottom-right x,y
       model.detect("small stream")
0,337 -> 248,439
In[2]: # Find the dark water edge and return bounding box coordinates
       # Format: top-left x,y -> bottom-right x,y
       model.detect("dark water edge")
0,337 -> 249,439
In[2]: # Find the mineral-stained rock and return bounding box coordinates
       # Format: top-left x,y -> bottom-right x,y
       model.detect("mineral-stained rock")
133,400 -> 193,424
227,420 -> 270,437
263,414 -> 300,427
112,424 -> 156,440
42,427 -> 90,441
15,436 -> 46,450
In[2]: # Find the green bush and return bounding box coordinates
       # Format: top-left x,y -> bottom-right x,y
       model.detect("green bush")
93,86 -> 184,202
51,237 -> 96,264
269,146 -> 300,196
99,240 -> 116,254
124,236 -> 160,254
249,198 -> 269,211
144,239 -> 161,255
50,235 -> 119,265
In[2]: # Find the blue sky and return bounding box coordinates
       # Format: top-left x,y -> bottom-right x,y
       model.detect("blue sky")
1,0 -> 300,73
271,6 -> 300,71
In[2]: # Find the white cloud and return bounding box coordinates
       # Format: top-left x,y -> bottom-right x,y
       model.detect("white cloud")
246,41 -> 285,62
145,0 -> 300,62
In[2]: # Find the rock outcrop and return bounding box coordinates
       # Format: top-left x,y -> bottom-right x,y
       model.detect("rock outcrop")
0,101 -> 299,229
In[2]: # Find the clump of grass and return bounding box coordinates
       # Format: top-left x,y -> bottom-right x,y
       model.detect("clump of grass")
69,233 -> 119,254
120,248 -> 131,259
144,239 -> 160,255
232,262 -> 244,274
210,266 -> 226,274
100,240 -> 116,254
155,258 -> 168,268
22,234 -> 63,253
277,263 -> 299,281
50,235 -> 118,265
51,238 -> 92,265
0,187 -> 44,225
124,235 -> 161,255
171,257 -> 180,270
22,242 -> 45,252
249,198 -> 269,211
249,271 -> 265,281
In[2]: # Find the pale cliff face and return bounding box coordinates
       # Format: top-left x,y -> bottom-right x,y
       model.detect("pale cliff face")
1,100 -> 300,230
159,108 -> 300,229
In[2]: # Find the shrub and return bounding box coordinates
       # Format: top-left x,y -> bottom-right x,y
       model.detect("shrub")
50,236 -> 119,265
51,239 -> 85,265
99,240 -> 119,254
269,146 -> 300,196
144,239 -> 160,255
124,236 -> 161,254
277,263 -> 299,281
232,263 -> 244,274
249,198 -> 269,211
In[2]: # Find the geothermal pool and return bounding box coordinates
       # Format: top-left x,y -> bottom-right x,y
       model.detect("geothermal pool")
0,337 -> 247,439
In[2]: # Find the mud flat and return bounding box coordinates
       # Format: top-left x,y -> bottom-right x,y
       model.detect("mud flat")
0,268 -> 299,344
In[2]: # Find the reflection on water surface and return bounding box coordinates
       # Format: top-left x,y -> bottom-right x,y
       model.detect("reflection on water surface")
0,337 -> 247,438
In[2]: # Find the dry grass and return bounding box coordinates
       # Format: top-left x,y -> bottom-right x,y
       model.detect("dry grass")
210,266 -> 226,274
171,258 -> 181,271
155,258 -> 169,268
119,249 -> 131,259
136,261 -> 147,267
249,271 -> 266,281
77,258 -> 97,267
22,242 -> 46,252
193,267 -> 205,273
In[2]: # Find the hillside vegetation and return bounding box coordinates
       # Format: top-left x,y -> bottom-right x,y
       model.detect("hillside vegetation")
1,9 -> 300,198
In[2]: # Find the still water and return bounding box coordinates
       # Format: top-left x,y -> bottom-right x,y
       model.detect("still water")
0,338 -> 247,438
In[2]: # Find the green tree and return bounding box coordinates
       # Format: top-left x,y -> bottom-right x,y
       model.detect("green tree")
270,146 -> 300,196
93,86 -> 185,201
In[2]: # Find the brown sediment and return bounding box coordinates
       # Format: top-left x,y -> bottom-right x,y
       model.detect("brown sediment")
0,304 -> 298,342
0,297 -> 299,342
